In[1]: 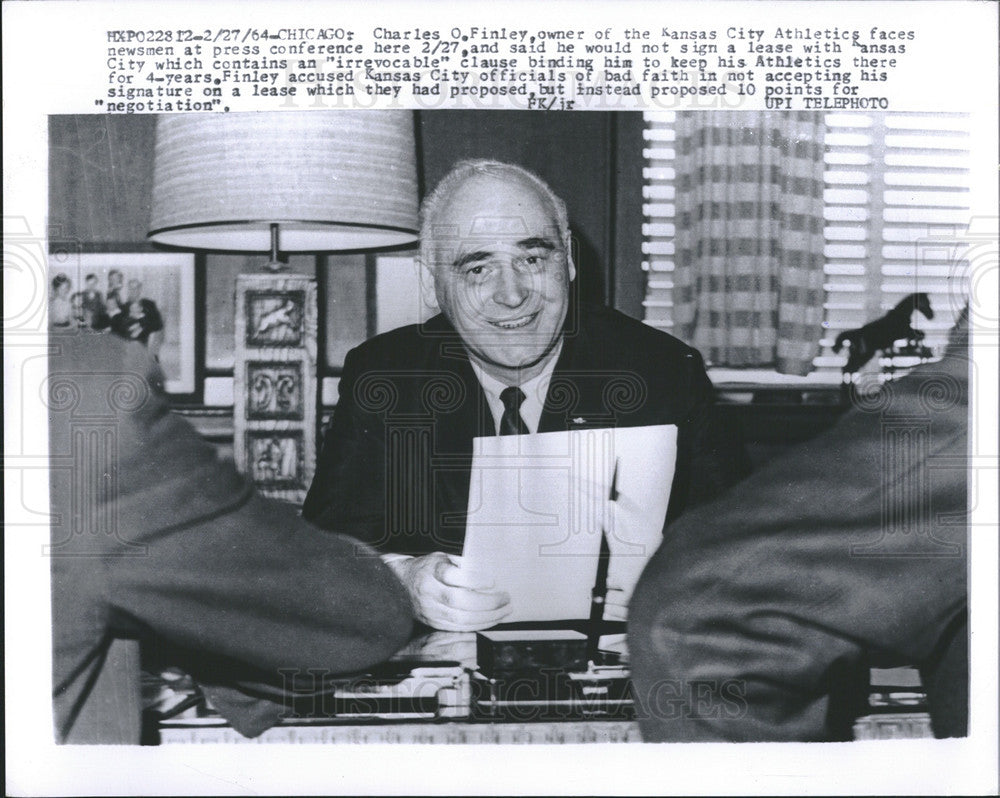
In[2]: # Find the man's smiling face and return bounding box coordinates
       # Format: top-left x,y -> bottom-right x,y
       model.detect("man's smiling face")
428,173 -> 575,382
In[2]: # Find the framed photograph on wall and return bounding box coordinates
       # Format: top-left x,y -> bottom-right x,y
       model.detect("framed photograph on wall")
47,252 -> 196,394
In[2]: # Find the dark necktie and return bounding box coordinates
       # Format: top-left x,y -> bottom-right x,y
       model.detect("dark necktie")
499,386 -> 529,436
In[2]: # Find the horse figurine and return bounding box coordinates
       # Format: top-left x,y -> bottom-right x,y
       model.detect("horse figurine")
833,292 -> 934,373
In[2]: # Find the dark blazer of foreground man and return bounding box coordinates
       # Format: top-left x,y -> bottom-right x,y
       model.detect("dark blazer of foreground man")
49,331 -> 413,744
628,311 -> 970,742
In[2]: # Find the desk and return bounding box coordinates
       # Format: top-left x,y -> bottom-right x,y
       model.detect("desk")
152,630 -> 634,744
150,633 -> 932,744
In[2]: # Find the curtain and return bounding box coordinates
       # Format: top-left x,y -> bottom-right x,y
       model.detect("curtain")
671,112 -> 826,376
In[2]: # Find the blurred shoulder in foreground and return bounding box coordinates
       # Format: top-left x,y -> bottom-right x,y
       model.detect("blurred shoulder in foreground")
628,309 -> 969,742
49,330 -> 413,743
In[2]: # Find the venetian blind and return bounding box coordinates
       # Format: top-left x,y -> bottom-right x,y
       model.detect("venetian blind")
642,111 -> 972,382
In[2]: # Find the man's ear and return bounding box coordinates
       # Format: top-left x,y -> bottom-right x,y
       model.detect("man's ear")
418,256 -> 439,310
565,231 -> 577,283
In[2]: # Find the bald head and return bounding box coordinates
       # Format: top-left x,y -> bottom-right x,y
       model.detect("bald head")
418,161 -> 576,384
420,160 -> 570,270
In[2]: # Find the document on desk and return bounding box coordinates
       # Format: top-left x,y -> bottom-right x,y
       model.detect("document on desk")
459,425 -> 677,622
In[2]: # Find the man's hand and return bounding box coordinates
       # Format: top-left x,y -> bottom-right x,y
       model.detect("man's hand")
387,552 -> 511,632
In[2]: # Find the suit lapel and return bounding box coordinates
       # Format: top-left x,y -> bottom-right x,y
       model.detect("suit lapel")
539,315 -> 599,433
538,349 -> 571,434
444,345 -> 494,446
423,329 -> 494,453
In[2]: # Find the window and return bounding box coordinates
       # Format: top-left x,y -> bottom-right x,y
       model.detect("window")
642,111 -> 972,384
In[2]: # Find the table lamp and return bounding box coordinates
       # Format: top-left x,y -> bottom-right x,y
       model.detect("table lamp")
148,111 -> 419,502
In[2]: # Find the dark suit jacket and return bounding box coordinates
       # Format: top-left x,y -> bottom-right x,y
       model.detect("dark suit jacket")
304,304 -> 751,556
50,331 -> 413,743
628,321 -> 969,741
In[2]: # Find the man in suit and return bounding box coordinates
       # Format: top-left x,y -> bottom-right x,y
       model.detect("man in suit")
627,310 -> 969,741
110,278 -> 164,358
80,273 -> 110,329
105,268 -> 125,318
304,160 -> 750,632
50,330 -> 413,743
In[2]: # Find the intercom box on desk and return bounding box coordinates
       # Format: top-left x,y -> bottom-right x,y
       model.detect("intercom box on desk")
476,630 -> 588,678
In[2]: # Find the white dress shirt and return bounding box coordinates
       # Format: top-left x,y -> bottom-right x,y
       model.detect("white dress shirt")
469,339 -> 563,435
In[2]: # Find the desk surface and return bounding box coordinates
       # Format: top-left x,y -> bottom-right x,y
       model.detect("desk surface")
151,632 -> 933,744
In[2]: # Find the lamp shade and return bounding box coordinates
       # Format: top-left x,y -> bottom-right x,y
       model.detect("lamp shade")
148,111 -> 419,251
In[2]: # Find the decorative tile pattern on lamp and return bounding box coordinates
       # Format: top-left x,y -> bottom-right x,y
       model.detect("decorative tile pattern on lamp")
245,290 -> 306,347
247,361 -> 304,421
246,431 -> 305,491
234,274 -> 317,505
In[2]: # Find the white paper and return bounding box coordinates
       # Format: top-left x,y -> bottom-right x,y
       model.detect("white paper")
461,424 -> 676,622
604,424 -> 678,619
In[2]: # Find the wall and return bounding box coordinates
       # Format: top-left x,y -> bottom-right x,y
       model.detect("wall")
49,116 -> 158,248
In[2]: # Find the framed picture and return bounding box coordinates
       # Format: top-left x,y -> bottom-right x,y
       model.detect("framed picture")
47,252 -> 196,394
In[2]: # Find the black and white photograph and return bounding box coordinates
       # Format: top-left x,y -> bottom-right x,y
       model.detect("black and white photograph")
38,105 -> 982,740
46,251 -> 196,393
4,1 -> 998,796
